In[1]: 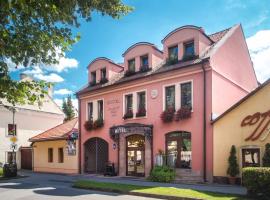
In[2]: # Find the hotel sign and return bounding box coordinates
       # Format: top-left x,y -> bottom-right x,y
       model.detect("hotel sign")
241,109 -> 270,141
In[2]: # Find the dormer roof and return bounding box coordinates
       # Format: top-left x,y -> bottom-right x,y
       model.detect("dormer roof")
87,57 -> 124,69
161,25 -> 214,44
122,42 -> 163,57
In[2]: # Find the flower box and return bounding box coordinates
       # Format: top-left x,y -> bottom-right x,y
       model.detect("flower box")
89,80 -> 97,86
124,69 -> 136,77
84,120 -> 94,131
139,65 -> 151,73
160,107 -> 175,123
84,118 -> 104,131
123,110 -> 133,119
175,106 -> 192,121
100,77 -> 108,84
136,107 -> 146,117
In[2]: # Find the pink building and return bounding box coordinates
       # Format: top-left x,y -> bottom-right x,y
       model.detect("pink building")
77,24 -> 258,182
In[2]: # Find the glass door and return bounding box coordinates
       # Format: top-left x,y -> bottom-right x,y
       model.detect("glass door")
126,135 -> 145,176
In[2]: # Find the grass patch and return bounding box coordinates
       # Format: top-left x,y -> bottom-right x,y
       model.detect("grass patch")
74,180 -> 250,200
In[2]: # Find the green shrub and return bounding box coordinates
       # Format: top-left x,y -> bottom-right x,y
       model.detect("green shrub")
242,167 -> 270,199
148,166 -> 175,183
227,145 -> 239,177
263,143 -> 270,167
0,168 -> 3,177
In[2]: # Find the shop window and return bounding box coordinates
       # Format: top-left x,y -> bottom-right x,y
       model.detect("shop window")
88,102 -> 93,121
58,148 -> 64,163
8,124 -> 17,136
7,152 -> 16,163
128,59 -> 135,72
183,41 -> 195,60
97,100 -> 104,120
181,82 -> 192,108
136,91 -> 146,117
48,148 -> 53,163
168,45 -> 178,61
242,148 -> 260,167
165,85 -> 175,110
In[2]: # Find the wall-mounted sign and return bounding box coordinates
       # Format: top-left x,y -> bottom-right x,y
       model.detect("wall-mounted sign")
241,109 -> 270,141
107,98 -> 121,117
151,89 -> 158,99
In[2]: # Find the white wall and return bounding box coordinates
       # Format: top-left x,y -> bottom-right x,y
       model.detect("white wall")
0,106 -> 64,169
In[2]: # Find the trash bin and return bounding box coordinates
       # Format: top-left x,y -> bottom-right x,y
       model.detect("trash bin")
104,162 -> 117,176
3,163 -> 17,178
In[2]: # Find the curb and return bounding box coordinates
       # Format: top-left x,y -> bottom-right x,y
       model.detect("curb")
73,185 -> 202,200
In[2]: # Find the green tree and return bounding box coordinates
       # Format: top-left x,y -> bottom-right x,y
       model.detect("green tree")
62,95 -> 75,121
227,145 -> 240,177
263,143 -> 270,167
0,1 -> 132,106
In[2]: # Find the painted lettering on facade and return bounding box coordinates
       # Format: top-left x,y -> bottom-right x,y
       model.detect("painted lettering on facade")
241,109 -> 270,141
107,99 -> 120,117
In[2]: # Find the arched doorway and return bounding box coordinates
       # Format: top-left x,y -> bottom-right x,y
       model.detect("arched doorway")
126,134 -> 145,176
84,137 -> 108,173
166,131 -> 191,169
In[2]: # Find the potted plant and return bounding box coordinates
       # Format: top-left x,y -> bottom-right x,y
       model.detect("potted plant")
136,107 -> 146,117
89,80 -> 96,86
160,107 -> 175,123
263,143 -> 270,167
155,149 -> 165,166
139,65 -> 151,73
227,145 -> 239,184
123,110 -> 133,119
175,106 -> 192,121
165,58 -> 178,66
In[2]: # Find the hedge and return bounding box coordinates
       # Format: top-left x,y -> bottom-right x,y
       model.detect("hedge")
242,167 -> 270,199
148,166 -> 176,183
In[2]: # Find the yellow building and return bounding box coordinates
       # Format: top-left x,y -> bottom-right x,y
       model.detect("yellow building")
29,118 -> 79,174
213,79 -> 270,183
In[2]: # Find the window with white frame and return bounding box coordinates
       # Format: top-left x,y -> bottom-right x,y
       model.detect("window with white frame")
125,94 -> 133,112
97,100 -> 104,120
88,102 -> 93,121
165,85 -> 175,110
180,82 -> 192,108
136,91 -> 146,117
163,81 -> 193,111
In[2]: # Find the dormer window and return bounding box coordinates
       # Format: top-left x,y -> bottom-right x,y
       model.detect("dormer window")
168,45 -> 178,61
183,41 -> 195,60
140,55 -> 149,72
125,59 -> 136,77
90,71 -> 96,86
128,59 -> 135,72
100,68 -> 108,84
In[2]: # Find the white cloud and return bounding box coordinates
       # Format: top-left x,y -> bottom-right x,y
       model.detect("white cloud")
54,88 -> 73,95
34,73 -> 64,83
23,66 -> 43,75
247,30 -> 270,83
45,55 -> 78,73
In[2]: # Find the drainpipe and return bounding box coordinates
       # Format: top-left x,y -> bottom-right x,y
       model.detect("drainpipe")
78,98 -> 82,174
202,59 -> 208,182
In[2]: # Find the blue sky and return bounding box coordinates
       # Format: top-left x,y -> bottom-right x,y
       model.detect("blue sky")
11,0 -> 270,108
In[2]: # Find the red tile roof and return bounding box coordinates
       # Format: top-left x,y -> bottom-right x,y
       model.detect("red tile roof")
29,118 -> 78,142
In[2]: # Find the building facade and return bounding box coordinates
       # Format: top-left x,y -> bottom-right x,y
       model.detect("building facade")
0,74 -> 65,169
77,24 -> 258,182
30,118 -> 79,174
213,79 -> 270,183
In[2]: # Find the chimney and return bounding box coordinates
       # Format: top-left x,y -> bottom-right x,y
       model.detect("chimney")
48,85 -> 54,98
20,73 -> 28,80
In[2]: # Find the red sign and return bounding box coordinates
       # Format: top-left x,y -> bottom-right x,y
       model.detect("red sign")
241,109 -> 270,141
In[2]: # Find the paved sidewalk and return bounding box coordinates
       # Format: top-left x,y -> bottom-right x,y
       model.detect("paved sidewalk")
77,173 -> 247,195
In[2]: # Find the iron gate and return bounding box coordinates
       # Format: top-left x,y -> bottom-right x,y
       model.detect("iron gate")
84,137 -> 108,173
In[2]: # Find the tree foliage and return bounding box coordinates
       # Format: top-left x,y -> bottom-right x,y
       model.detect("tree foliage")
0,0 -> 132,106
62,95 -> 75,121
227,145 -> 240,177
